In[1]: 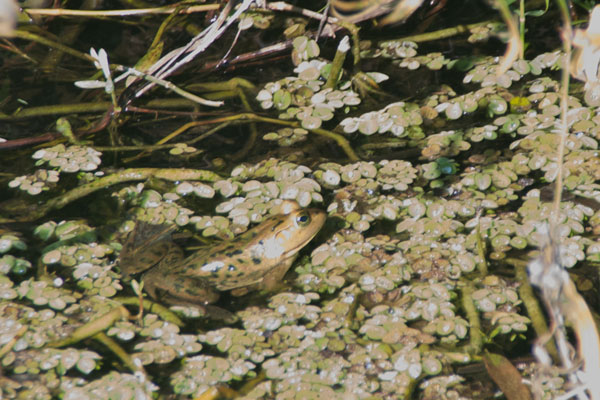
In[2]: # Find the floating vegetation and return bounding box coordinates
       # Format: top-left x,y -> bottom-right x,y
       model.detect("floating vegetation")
339,101 -> 423,136
9,169 -> 60,195
32,144 -> 102,173
263,127 -> 309,146
3,1 -> 600,398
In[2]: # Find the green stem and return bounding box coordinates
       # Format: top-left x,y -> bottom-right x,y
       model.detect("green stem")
94,143 -> 183,151
519,0 -> 526,55
232,87 -> 258,160
242,114 -> 358,161
552,0 -> 572,217
394,21 -> 494,43
0,326 -> 27,359
460,281 -> 484,354
325,36 -> 350,90
117,65 -> 223,107
475,218 -> 488,276
0,101 -> 112,120
172,113 -> 359,161
123,121 -> 231,162
1,168 -> 221,223
13,29 -> 94,62
115,296 -> 185,327
93,332 -> 146,374
24,4 -> 219,17
0,98 -> 226,120
336,21 -> 361,66
507,257 -> 558,360
48,306 -> 130,348
492,0 -> 521,73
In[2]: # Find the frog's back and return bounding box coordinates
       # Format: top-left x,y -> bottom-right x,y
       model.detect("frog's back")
176,226 -> 271,288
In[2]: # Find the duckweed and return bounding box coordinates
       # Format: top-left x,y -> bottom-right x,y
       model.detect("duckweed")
3,7 -> 600,398
32,144 -> 102,173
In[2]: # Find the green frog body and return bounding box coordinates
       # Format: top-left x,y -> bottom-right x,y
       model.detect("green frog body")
119,201 -> 326,306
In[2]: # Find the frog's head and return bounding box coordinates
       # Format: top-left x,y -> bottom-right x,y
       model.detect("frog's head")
258,206 -> 326,260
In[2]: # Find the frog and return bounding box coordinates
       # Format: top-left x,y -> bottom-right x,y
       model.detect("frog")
118,200 -> 326,308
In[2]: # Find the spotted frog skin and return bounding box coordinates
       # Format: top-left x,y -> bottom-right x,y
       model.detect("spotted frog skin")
119,201 -> 326,306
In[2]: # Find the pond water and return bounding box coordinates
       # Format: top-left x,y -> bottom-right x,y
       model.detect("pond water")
1,1 -> 599,398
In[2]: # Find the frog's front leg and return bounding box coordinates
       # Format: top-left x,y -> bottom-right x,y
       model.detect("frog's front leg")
143,268 -> 238,321
143,268 -> 221,306
230,257 -> 296,297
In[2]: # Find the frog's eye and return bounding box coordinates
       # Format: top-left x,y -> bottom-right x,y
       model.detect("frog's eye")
296,212 -> 311,227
